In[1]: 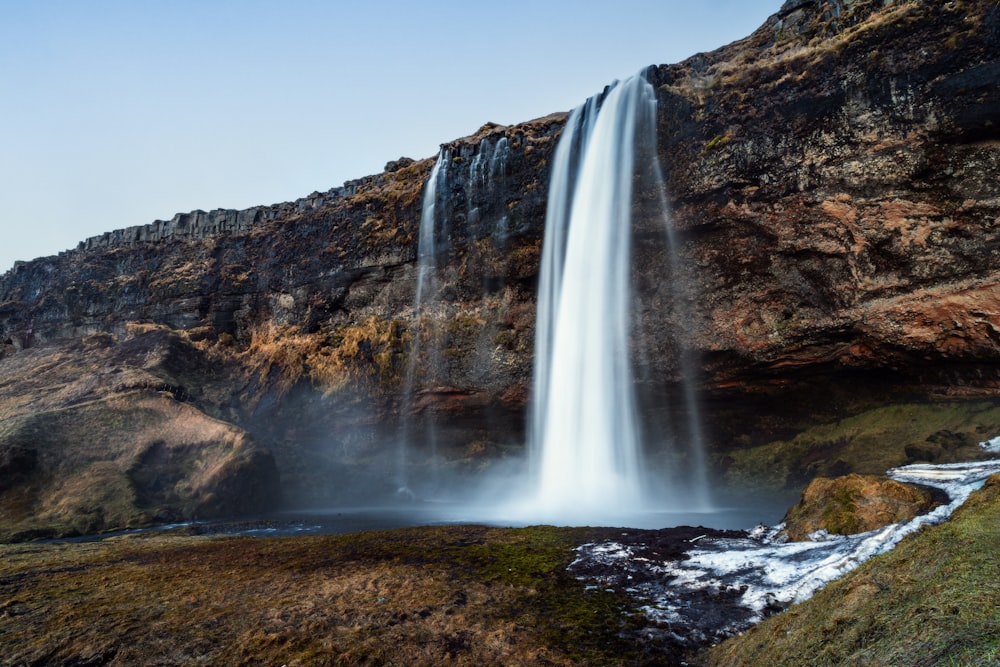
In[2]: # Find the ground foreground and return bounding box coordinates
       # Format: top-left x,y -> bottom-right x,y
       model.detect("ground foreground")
2,476 -> 998,667
699,475 -> 1000,666
0,524 -> 717,666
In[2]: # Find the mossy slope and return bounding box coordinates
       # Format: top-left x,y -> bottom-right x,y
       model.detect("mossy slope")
722,401 -> 1000,493
0,525 -> 669,666
700,475 -> 1000,666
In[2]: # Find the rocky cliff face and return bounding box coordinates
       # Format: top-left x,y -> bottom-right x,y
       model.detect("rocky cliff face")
0,0 -> 998,534
652,0 -> 1000,386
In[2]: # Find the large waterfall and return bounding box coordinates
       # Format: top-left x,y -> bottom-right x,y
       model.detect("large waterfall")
523,70 -> 709,522
398,70 -> 711,525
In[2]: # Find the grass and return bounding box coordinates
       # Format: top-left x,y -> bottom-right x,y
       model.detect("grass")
8,477 -> 1000,666
0,524 -> 662,666
700,475 -> 1000,666
722,401 -> 1000,493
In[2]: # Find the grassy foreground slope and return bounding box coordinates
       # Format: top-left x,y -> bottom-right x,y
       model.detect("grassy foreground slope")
700,475 -> 1000,667
2,477 -> 998,666
0,525 -> 669,666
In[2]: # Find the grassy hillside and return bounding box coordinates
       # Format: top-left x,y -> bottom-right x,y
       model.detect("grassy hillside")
700,474 -> 1000,666
0,525 -> 676,666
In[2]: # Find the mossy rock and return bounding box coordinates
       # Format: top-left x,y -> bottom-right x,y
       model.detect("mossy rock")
781,473 -> 943,541
721,401 -> 1000,494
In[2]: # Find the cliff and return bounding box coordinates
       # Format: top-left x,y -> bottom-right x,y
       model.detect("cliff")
0,0 -> 998,535
654,0 -> 1000,385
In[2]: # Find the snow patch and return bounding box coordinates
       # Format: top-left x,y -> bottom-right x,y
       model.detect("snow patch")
981,436 -> 1000,453
570,457 -> 1000,641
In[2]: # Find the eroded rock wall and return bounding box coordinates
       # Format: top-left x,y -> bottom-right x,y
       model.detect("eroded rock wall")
646,0 -> 1000,387
0,0 -> 998,518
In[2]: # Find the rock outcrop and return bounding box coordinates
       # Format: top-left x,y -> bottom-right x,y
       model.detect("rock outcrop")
780,473 -> 943,541
0,328 -> 280,540
650,0 -> 1000,393
0,0 -> 998,533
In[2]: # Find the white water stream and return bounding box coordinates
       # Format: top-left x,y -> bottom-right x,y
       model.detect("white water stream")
572,453 -> 1000,637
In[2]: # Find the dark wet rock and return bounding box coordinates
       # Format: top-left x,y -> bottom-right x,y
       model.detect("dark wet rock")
568,526 -> 758,653
0,445 -> 37,490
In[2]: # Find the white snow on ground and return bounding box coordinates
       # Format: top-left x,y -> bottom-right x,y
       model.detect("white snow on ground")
572,457 -> 1000,637
981,436 -> 1000,453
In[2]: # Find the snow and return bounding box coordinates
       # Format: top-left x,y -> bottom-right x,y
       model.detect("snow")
981,436 -> 1000,453
570,457 -> 1000,640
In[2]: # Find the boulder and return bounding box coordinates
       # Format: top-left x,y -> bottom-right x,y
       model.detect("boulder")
781,473 -> 944,541
0,331 -> 280,541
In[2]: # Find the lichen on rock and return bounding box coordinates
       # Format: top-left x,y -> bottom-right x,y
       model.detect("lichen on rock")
781,473 -> 944,541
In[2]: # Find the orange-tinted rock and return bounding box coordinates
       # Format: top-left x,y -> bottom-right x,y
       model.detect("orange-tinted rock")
781,474 -> 943,541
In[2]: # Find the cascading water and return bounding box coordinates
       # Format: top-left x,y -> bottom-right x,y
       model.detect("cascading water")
397,77 -> 709,522
523,69 -> 710,522
415,151 -> 447,319
397,149 -> 449,498
398,137 -> 512,500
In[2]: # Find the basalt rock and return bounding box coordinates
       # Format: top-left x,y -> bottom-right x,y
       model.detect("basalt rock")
0,1 -> 998,527
643,1 -> 1000,387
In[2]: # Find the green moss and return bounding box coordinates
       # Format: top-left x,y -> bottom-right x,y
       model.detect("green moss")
702,476 -> 1000,666
723,401 -> 1000,493
702,133 -> 732,154
494,329 -> 517,348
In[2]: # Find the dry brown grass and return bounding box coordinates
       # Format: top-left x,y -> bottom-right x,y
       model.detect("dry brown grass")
664,1 -> 931,110
0,525 -> 659,666
237,317 -> 408,398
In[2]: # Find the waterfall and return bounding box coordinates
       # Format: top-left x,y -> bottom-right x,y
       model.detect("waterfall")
397,136 -> 512,501
415,150 -> 447,317
397,149 -> 448,498
526,70 -> 710,521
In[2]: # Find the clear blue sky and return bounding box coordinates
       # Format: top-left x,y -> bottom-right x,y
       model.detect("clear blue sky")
0,1 -> 782,273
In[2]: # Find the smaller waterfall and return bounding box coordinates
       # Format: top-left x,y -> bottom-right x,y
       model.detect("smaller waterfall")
397,149 -> 449,497
397,135 -> 513,500
414,151 -> 448,315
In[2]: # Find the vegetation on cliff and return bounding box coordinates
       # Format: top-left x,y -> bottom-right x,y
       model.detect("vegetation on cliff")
719,400 -> 1000,493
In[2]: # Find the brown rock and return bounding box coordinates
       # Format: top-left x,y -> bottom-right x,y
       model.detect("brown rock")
0,331 -> 280,540
781,474 -> 944,541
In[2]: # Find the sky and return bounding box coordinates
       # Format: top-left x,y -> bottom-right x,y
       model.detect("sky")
0,0 -> 783,273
